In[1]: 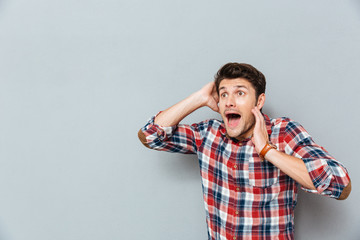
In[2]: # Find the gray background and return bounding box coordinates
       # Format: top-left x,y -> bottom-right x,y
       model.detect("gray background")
0,0 -> 359,239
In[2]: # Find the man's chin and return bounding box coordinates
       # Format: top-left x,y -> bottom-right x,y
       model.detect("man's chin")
225,127 -> 252,140
225,129 -> 240,138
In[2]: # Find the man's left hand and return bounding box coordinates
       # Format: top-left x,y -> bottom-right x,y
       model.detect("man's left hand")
251,106 -> 269,154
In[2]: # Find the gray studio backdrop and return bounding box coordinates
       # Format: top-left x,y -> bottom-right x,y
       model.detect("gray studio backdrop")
0,0 -> 359,239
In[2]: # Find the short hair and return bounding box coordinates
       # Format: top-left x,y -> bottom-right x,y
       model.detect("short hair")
214,62 -> 266,99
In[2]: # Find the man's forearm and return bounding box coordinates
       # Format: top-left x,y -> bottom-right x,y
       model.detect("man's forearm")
154,92 -> 205,127
265,149 -> 351,199
264,149 -> 316,190
154,82 -> 219,127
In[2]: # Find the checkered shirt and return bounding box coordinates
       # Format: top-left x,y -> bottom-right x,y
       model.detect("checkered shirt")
140,113 -> 350,240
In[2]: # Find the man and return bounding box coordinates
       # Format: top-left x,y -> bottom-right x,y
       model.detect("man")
138,63 -> 351,239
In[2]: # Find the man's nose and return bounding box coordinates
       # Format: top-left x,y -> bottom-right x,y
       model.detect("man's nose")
225,95 -> 236,107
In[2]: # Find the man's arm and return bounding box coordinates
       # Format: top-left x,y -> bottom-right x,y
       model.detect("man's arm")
264,149 -> 351,200
251,106 -> 316,190
251,107 -> 351,200
154,82 -> 219,127
138,82 -> 219,151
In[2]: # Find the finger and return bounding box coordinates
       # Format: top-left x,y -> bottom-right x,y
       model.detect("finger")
205,81 -> 215,92
211,81 -> 217,93
211,102 -> 219,113
254,106 -> 265,127
252,108 -> 260,126
212,86 -> 219,101
213,93 -> 219,103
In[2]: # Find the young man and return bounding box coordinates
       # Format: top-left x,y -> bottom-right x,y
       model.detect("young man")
138,63 -> 351,240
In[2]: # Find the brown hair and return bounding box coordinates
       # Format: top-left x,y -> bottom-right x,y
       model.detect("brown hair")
214,62 -> 266,99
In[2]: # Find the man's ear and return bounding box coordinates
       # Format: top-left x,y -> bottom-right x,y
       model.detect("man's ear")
256,93 -> 266,110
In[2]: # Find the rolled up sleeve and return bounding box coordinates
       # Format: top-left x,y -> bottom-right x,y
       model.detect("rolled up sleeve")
138,112 -> 204,154
283,121 -> 350,199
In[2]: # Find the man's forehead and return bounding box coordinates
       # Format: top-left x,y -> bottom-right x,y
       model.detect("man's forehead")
219,78 -> 253,91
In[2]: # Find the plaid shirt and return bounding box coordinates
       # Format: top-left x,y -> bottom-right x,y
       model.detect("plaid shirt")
139,113 -> 350,240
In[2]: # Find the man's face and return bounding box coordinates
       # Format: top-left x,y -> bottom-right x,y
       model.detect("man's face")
218,78 -> 262,140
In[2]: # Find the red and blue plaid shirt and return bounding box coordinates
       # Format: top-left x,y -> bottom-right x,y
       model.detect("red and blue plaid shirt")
139,113 -> 350,240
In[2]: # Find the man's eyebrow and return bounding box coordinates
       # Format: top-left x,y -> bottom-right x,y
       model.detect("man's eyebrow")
219,85 -> 248,91
234,85 -> 248,89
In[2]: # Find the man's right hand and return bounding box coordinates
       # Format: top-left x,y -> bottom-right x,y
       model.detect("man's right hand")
197,82 -> 219,113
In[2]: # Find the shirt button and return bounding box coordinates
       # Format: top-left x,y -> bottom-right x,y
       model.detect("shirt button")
233,237 -> 236,240
235,210 -> 239,215
236,187 -> 240,191
233,165 -> 237,169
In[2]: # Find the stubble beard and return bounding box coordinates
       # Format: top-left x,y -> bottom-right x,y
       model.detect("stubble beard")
229,115 -> 256,141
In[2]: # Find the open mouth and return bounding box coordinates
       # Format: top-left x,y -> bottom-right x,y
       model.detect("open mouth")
226,113 -> 241,128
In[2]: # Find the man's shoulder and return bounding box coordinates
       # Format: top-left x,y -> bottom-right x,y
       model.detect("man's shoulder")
190,118 -> 223,127
188,118 -> 224,132
270,116 -> 294,125
268,115 -> 304,132
266,115 -> 311,144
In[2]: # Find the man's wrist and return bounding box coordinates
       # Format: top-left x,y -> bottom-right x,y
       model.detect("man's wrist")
192,91 -> 210,108
259,142 -> 277,161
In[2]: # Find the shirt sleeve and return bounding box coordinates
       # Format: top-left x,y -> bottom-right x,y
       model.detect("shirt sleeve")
138,112 -> 205,154
283,120 -> 350,199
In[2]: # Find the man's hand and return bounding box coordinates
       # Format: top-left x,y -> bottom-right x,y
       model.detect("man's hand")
154,81 -> 219,127
197,82 -> 219,113
251,106 -> 269,154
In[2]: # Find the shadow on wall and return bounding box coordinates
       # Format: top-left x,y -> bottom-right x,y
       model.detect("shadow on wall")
294,189 -> 347,239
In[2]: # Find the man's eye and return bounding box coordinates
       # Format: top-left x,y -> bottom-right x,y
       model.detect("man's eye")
221,93 -> 227,98
238,91 -> 244,96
